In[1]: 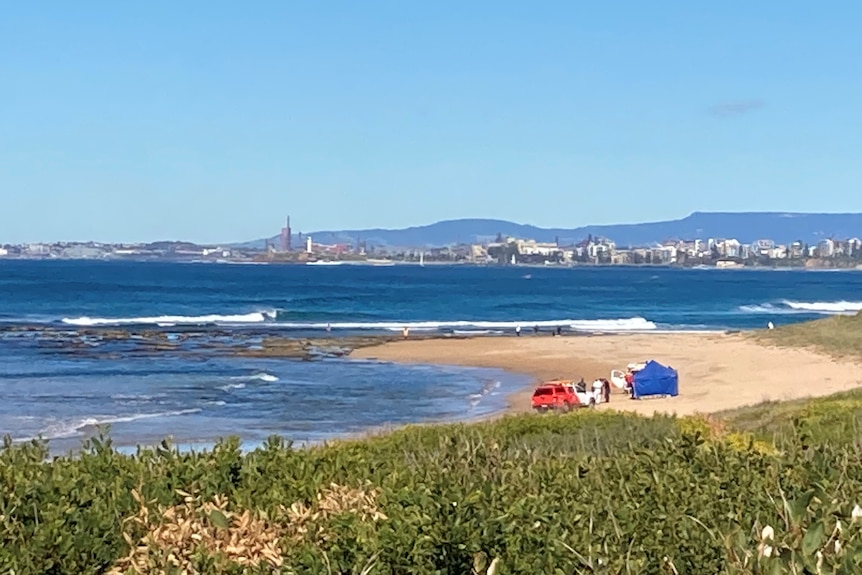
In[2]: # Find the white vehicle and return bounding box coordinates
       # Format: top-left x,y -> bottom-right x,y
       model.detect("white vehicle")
610,362 -> 647,394
573,380 -> 608,407
610,370 -> 628,390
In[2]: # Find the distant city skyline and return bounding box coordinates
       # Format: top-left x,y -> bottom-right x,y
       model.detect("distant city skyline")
6,212 -> 862,250
1,1 -> 860,244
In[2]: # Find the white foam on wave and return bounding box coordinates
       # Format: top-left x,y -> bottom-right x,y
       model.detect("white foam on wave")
231,372 -> 279,383
219,382 -> 246,391
110,394 -> 157,404
27,409 -> 201,441
468,379 -> 504,408
738,304 -> 810,315
569,318 -> 656,331
740,301 -> 862,315
782,300 -> 862,314
61,310 -> 277,327
276,317 -> 657,332
452,329 -> 504,335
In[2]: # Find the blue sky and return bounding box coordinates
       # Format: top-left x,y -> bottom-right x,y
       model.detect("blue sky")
1,1 -> 860,243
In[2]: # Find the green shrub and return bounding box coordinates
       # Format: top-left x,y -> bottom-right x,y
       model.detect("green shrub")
3,405 -> 862,573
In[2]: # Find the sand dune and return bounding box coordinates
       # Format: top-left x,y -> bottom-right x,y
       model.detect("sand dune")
351,333 -> 862,416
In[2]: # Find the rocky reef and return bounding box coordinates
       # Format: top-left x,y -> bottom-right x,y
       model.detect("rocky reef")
0,325 -> 450,362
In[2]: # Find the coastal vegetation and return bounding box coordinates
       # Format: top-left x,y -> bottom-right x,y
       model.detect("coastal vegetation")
4,391 -> 862,574
752,311 -> 862,360
4,316 -> 862,574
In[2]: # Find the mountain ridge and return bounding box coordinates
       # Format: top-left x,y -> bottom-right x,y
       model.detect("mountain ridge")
236,212 -> 862,249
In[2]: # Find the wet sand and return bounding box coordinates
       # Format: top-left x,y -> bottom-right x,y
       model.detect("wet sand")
351,333 -> 862,416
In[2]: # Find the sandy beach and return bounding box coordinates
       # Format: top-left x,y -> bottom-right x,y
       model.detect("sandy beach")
351,333 -> 862,416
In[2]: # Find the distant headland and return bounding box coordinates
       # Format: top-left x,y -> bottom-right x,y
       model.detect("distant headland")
239,211 -> 862,249
2,212 -> 862,269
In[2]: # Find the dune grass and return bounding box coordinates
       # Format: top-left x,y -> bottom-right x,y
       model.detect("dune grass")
750,311 -> 862,360
716,387 -> 862,448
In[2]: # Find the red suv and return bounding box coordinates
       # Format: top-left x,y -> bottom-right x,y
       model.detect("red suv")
531,382 -> 578,412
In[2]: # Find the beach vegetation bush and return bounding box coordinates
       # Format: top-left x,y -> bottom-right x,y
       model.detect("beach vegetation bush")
3,397 -> 862,573
752,311 -> 862,360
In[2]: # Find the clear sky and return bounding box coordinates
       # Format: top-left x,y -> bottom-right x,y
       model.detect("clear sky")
1,1 -> 860,244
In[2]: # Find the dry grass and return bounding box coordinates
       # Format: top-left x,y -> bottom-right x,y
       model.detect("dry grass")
108,490 -> 282,574
281,481 -> 387,543
750,311 -> 862,360
109,483 -> 386,574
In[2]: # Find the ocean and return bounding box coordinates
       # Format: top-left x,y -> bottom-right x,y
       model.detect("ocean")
1,260 -> 861,454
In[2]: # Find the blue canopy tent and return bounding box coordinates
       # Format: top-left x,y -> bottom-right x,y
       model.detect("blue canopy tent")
632,360 -> 679,399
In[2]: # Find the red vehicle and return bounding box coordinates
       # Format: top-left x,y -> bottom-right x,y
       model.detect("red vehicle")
531,381 -> 579,412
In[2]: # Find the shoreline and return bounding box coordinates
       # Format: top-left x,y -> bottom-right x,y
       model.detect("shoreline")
11,326 -> 862,455
351,332 -> 862,417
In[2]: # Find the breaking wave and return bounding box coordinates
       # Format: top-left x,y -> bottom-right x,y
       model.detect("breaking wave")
231,372 -> 280,383
274,317 -> 657,332
55,310 -> 657,332
738,304 -> 808,315
218,383 -> 246,392
782,300 -> 862,314
452,330 -> 505,335
28,409 -> 201,441
739,301 -> 862,315
61,311 -> 277,327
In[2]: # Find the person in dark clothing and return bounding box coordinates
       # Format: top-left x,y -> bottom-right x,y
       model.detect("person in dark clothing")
533,325 -> 539,335
575,378 -> 586,393
602,378 -> 611,403
555,326 -> 562,336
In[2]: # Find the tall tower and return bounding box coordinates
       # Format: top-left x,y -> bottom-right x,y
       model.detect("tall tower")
280,216 -> 292,252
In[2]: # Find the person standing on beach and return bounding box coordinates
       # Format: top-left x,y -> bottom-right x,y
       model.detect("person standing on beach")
515,325 -> 521,337
402,326 -> 409,339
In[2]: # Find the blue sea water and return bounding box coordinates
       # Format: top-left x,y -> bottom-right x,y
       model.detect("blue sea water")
1,260 -> 861,453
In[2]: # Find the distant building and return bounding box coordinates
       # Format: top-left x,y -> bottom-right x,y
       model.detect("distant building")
280,216 -> 292,252
26,243 -> 51,256
61,245 -> 106,259
817,239 -> 835,258
306,236 -> 313,253
470,244 -> 489,262
651,245 -> 677,264
716,239 -> 740,258
789,241 -> 805,259
516,239 -> 560,257
754,239 -> 775,253
768,246 -> 788,259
